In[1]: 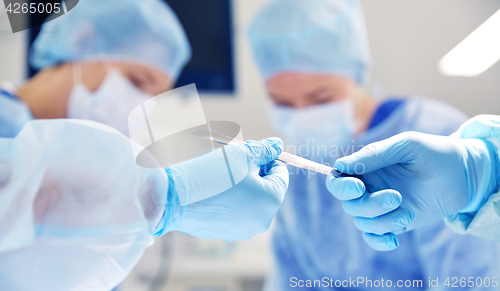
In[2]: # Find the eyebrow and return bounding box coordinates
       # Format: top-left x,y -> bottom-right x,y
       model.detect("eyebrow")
144,70 -> 156,84
268,93 -> 294,106
269,92 -> 288,102
305,86 -> 330,101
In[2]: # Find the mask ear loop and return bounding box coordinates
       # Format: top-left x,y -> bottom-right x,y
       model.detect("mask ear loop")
72,62 -> 83,86
104,61 -> 114,73
99,56 -> 114,74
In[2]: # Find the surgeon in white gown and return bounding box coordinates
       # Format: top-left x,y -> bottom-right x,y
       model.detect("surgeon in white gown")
0,119 -> 289,291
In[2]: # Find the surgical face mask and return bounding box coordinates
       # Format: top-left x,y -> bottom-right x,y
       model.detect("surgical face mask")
268,99 -> 356,159
67,68 -> 152,136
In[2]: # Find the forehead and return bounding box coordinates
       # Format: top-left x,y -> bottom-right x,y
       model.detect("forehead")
265,72 -> 351,96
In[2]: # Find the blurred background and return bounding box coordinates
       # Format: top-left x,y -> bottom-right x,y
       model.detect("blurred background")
1,0 -> 499,290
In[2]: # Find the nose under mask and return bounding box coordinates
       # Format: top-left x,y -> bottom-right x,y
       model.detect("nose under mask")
67,68 -> 153,136
268,99 -> 356,159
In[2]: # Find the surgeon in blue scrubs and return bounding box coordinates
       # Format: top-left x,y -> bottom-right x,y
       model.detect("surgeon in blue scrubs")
248,0 -> 499,290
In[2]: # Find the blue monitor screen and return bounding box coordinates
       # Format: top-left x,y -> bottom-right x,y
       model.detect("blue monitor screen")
166,0 -> 235,93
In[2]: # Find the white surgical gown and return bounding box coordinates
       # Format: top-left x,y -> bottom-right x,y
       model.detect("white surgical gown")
0,119 -> 168,291
446,114 -> 500,240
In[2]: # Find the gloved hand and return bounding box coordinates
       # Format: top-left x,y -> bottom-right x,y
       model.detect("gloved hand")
325,131 -> 499,251
155,138 -> 289,241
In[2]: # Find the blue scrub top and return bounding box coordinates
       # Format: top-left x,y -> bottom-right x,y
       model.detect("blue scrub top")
265,96 -> 499,291
0,89 -> 18,101
368,98 -> 405,130
0,86 -> 33,138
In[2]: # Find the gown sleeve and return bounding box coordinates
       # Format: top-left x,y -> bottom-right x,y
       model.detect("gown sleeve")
0,119 -> 168,291
445,115 -> 500,240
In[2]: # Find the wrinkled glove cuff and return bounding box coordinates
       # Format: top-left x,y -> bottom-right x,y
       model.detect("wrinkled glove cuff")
459,139 -> 500,213
153,168 -> 186,236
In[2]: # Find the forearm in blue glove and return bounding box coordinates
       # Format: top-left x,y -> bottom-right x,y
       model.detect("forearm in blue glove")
154,138 -> 289,241
325,132 -> 500,251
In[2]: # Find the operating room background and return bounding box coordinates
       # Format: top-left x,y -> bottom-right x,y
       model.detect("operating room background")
0,0 -> 499,290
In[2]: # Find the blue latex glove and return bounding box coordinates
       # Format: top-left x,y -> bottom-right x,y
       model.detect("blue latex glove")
325,132 -> 499,251
155,138 -> 289,241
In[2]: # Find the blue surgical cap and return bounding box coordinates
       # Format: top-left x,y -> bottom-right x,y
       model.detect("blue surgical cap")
247,0 -> 371,84
30,0 -> 191,81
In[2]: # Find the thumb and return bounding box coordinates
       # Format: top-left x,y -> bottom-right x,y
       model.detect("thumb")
246,138 -> 284,166
335,132 -> 416,175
